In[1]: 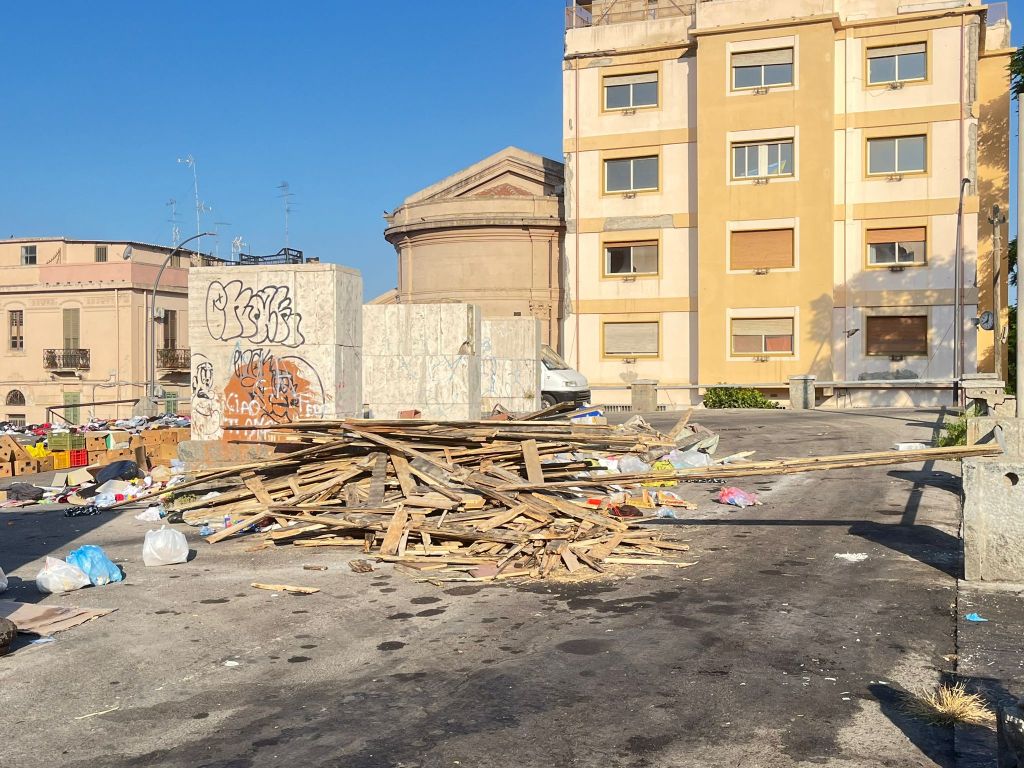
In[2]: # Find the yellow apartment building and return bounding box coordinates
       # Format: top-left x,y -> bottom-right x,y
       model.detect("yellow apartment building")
0,238 -> 204,425
563,0 -> 1012,407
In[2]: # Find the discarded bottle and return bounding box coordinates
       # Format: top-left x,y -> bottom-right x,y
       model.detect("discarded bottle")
223,514 -> 232,529
199,524 -> 214,537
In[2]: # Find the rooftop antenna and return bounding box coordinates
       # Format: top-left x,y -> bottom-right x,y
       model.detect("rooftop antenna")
231,235 -> 247,263
165,198 -> 181,247
177,154 -> 212,253
277,181 -> 295,249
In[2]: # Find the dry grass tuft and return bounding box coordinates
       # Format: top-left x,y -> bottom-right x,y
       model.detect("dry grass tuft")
902,683 -> 995,727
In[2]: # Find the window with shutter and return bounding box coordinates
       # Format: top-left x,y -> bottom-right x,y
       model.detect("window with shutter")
604,72 -> 658,109
8,310 -> 24,351
732,48 -> 794,89
603,321 -> 659,357
163,309 -> 178,349
730,229 -> 794,270
867,42 -> 926,85
865,316 -> 927,356
866,227 -> 926,265
604,242 -> 659,276
62,308 -> 80,350
94,245 -> 108,262
731,317 -> 794,356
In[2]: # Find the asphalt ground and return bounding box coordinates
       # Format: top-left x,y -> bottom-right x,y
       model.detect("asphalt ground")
0,408 -> 1003,767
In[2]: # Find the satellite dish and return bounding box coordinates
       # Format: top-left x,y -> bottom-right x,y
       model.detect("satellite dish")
979,311 -> 995,331
122,245 -> 133,261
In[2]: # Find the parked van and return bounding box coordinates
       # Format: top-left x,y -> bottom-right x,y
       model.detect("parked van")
540,345 -> 590,409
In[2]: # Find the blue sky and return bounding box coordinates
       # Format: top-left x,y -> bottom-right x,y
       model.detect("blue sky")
1,2 -> 1020,300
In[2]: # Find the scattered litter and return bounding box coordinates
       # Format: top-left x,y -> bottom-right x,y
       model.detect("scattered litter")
134,507 -> 164,523
251,583 -> 320,595
964,613 -> 989,623
894,442 -> 928,451
30,636 -> 55,645
834,553 -> 869,563
0,565 -> 6,593
0,600 -> 115,634
142,527 -> 189,567
66,545 -> 123,586
223,660 -> 240,667
74,705 -> 120,720
64,506 -> 101,517
303,565 -> 328,571
198,524 -> 214,537
349,560 -> 375,574
716,487 -> 761,508
36,557 -> 90,594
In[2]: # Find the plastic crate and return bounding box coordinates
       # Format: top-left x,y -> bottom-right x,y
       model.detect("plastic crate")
52,451 -> 71,470
49,433 -> 85,451
69,449 -> 88,467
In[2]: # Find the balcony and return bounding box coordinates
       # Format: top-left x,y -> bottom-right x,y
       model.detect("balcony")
157,347 -> 191,370
566,0 -> 695,30
44,348 -> 90,370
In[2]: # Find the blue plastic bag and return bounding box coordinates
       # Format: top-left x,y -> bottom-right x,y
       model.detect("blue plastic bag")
66,545 -> 123,586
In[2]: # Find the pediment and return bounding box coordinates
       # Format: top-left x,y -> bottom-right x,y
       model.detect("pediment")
401,147 -> 564,206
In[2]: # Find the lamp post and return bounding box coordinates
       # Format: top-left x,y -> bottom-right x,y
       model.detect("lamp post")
954,177 -> 972,391
147,232 -> 212,415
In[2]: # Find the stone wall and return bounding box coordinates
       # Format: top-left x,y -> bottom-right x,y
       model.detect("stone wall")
480,318 -> 541,414
362,304 -> 481,420
188,263 -> 362,440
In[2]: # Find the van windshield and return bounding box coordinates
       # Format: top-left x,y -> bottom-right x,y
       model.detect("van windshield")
541,345 -> 571,371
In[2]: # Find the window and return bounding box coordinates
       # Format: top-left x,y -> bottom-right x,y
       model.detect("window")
730,229 -> 794,271
163,392 -> 179,415
20,246 -> 36,265
8,310 -> 23,351
6,390 -> 25,406
604,156 -> 659,193
732,140 -> 794,179
867,227 -> 926,266
6,414 -> 25,428
62,308 -> 80,350
603,321 -> 659,358
163,309 -> 178,349
604,72 -> 658,109
868,135 -> 926,175
63,392 -> 81,425
605,241 -> 658,276
731,318 -> 794,356
732,48 -> 794,90
867,43 -> 926,85
865,315 -> 927,356
94,245 -> 107,262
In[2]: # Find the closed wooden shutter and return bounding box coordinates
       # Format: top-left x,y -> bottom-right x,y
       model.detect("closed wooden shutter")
731,318 -> 794,354
604,321 -> 659,356
866,227 -> 926,244
164,309 -> 178,349
867,42 -> 926,59
732,48 -> 793,67
604,72 -> 658,87
62,308 -> 80,349
865,315 -> 927,355
730,229 -> 794,270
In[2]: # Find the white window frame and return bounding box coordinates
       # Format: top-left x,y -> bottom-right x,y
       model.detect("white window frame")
732,140 -> 795,180
729,317 -> 796,357
20,245 -> 36,266
867,43 -> 927,86
604,241 -> 659,277
867,135 -> 927,175
603,72 -> 658,110
731,49 -> 794,91
867,236 -> 926,266
602,320 -> 660,359
604,156 -> 659,193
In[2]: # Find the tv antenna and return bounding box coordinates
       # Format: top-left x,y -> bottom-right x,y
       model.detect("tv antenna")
177,154 -> 212,253
165,199 -> 182,247
231,235 -> 248,262
277,181 -> 295,249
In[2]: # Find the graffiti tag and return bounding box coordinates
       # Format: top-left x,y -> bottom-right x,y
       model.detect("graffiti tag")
190,354 -> 223,440
205,279 -> 306,347
223,348 -> 325,427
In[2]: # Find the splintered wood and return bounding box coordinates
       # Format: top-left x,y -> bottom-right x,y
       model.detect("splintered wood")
185,416 -> 697,582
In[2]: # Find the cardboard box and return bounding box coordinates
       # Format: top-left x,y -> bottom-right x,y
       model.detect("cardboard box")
0,435 -> 31,462
36,455 -> 54,473
85,432 -> 110,451
142,431 -> 163,449
149,444 -> 179,463
129,434 -> 144,450
105,430 -> 130,449
87,450 -> 107,465
13,459 -> 39,476
105,448 -> 134,462
0,463 -> 13,478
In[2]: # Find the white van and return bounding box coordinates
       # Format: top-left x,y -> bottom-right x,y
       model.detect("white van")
540,345 -> 590,409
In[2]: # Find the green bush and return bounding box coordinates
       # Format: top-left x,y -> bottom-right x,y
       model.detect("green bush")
703,387 -> 780,409
935,409 -> 974,448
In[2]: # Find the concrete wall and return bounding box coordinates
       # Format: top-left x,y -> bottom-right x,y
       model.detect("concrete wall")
362,304 -> 481,421
188,263 -> 362,440
480,318 -> 542,414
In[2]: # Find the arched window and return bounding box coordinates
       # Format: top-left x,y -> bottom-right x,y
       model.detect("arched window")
5,390 -> 25,406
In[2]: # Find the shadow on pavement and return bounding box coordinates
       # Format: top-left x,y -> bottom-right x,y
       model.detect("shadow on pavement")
0,507 -> 117,585
868,682 -> 955,767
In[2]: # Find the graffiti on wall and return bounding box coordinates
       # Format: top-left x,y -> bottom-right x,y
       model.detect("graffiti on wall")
205,279 -> 306,347
190,353 -> 223,440
222,347 -> 325,429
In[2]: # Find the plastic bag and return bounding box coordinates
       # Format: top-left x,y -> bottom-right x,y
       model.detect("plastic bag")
134,505 -> 164,522
142,526 -> 189,567
36,557 -> 91,593
0,565 -> 7,593
666,448 -> 711,469
716,487 -> 760,508
66,545 -> 123,586
617,456 -> 651,474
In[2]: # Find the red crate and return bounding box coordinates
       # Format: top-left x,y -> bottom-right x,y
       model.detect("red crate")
69,449 -> 88,467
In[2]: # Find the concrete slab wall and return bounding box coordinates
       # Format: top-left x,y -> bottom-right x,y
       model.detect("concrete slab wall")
362,304 -> 481,420
188,263 -> 362,440
963,456 -> 1024,582
480,318 -> 542,414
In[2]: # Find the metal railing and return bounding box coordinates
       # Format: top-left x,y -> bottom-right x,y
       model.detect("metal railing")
237,247 -> 305,265
156,347 -> 191,370
565,0 -> 696,29
43,348 -> 91,370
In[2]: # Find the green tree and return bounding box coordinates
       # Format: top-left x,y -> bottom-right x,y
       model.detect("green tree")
1012,45 -> 1024,97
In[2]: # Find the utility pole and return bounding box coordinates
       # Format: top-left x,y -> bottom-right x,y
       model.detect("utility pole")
1018,110 -> 1024,417
988,204 -> 1007,380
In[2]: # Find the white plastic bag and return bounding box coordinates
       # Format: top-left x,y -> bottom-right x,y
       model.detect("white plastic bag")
0,565 -> 7,593
142,526 -> 189,567
36,556 -> 90,593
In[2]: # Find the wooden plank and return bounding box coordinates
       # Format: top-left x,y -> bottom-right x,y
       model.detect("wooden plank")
530,493 -> 628,532
475,504 -> 529,532
251,582 -> 320,594
560,547 -> 586,573
389,453 -> 418,498
379,505 -> 409,556
366,452 -> 388,505
586,532 -> 625,561
521,439 -> 545,484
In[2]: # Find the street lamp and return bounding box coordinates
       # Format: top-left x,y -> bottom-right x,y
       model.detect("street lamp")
147,232 -> 213,415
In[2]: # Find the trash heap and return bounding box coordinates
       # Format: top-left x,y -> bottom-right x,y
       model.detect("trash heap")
142,414 -> 718,581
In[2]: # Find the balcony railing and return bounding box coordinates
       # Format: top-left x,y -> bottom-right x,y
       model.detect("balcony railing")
157,347 -> 191,370
566,0 -> 696,30
44,348 -> 90,370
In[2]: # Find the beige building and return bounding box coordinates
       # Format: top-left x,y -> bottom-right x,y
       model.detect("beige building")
564,0 -> 1012,407
0,238 -> 206,425
383,147 -> 566,347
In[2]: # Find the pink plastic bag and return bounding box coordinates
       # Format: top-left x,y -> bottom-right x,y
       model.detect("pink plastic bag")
716,487 -> 760,508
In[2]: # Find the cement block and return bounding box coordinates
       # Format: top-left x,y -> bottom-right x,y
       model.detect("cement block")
968,417 -> 1024,458
188,263 -> 362,440
963,456 -> 1024,582
480,318 -> 541,414
362,304 -> 481,420
631,380 -> 658,413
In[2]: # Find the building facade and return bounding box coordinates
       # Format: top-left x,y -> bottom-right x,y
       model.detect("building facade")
563,0 -> 1012,407
0,238 -> 200,425
383,147 -> 566,348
